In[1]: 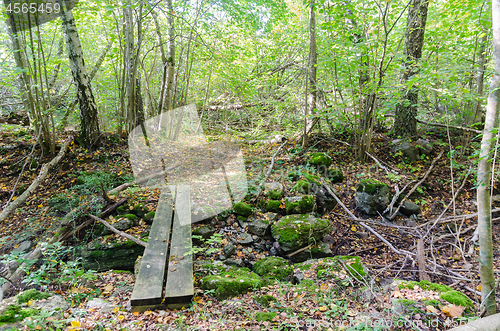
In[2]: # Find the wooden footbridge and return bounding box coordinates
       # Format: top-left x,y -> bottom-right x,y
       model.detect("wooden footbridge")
130,186 -> 193,312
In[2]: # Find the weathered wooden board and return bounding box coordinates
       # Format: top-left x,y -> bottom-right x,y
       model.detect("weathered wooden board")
164,185 -> 194,306
130,187 -> 174,308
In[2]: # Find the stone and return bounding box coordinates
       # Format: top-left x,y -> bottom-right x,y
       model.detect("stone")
143,211 -> 155,225
271,214 -> 332,255
31,294 -> 69,312
355,179 -> 390,215
224,258 -> 245,268
247,213 -> 277,237
284,195 -> 315,214
237,216 -> 248,228
236,232 -> 253,245
291,241 -> 332,263
309,152 -> 332,167
291,180 -> 311,194
200,267 -> 262,300
266,200 -> 281,213
102,218 -> 135,236
192,225 -> 215,245
312,183 -> 338,214
191,204 -> 216,222
400,200 -> 421,216
11,240 -> 32,255
405,219 -> 417,227
223,243 -> 236,258
253,257 -> 293,281
392,139 -> 418,161
80,238 -> 145,272
233,202 -> 252,217
263,182 -> 284,200
86,298 -> 110,310
415,138 -> 433,155
326,168 -> 344,183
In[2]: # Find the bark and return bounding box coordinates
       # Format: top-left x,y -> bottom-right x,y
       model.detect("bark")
394,0 -> 429,138
473,2 -> 490,127
59,2 -> 101,147
48,37 -> 65,90
476,0 -> 500,316
152,9 -> 168,115
0,136 -> 73,224
303,0 -> 317,148
165,0 -> 175,112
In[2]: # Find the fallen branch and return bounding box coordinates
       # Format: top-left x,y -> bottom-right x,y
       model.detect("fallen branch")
0,136 -> 73,224
389,151 -> 444,220
417,238 -> 430,281
264,140 -> 287,181
287,244 -> 313,258
365,152 -> 398,175
108,162 -> 180,195
89,215 -> 146,247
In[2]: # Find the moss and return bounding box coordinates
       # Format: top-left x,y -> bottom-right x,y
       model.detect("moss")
144,211 -> 155,223
112,270 -> 132,274
309,152 -> 332,167
356,179 -> 389,194
17,289 -> 50,304
287,171 -> 301,181
268,189 -> 283,200
294,279 -> 319,297
253,257 -> 293,281
200,268 -> 262,300
237,216 -> 248,223
285,195 -> 315,214
0,304 -> 40,325
254,294 -> 277,307
233,202 -> 252,217
398,280 -> 452,293
327,168 -> 344,183
117,205 -> 129,215
440,290 -> 473,308
255,312 -> 277,322
303,173 -> 321,185
425,299 -> 441,308
338,256 -> 367,280
89,250 -> 104,258
291,180 -> 311,194
122,214 -> 138,221
266,200 -> 282,213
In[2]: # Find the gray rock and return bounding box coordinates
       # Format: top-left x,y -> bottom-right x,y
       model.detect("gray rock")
392,139 -> 419,161
11,240 -> 32,255
400,200 -> 421,216
193,225 -> 215,245
223,243 -> 236,257
405,219 -> 418,227
290,241 -> 332,263
247,212 -> 277,237
236,232 -> 253,245
32,294 -> 69,312
224,258 -> 245,268
416,138 -> 433,155
355,181 -> 390,215
86,298 -> 109,310
312,183 -> 338,214
102,219 -> 135,236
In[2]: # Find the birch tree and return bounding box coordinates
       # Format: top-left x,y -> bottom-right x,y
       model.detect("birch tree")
476,0 -> 500,317
59,1 -> 101,147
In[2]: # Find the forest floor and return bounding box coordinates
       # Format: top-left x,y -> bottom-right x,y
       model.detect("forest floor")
0,125 -> 498,330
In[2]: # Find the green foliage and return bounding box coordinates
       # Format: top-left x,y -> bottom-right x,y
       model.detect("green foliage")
255,312 -> 277,322
185,233 -> 223,257
0,304 -> 39,325
254,294 -> 277,307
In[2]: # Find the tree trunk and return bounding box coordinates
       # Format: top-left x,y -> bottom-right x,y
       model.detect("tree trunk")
476,0 -> 500,316
165,0 -> 176,112
59,2 -> 101,148
393,0 -> 429,139
303,0 -> 316,148
473,2 -> 490,128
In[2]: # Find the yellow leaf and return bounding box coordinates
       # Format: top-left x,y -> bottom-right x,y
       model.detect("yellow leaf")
70,321 -> 81,327
426,305 -> 439,314
118,315 -> 125,321
13,244 -> 18,249
12,197 -> 16,200
38,204 -> 43,208
351,226 -> 356,231
441,304 -> 465,318
319,306 -> 328,312
144,310 -> 153,316
478,285 -> 482,291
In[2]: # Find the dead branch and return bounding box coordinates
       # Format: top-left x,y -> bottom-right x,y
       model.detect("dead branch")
389,151 -> 444,220
417,238 -> 430,281
108,162 -> 180,195
365,152 -> 398,175
0,136 -> 73,224
89,215 -> 146,247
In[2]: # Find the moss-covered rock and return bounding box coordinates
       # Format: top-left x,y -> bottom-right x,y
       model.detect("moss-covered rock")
287,171 -> 301,181
285,195 -> 315,214
303,173 -> 321,186
253,257 -> 293,281
117,205 -> 129,215
233,202 -> 252,217
255,312 -> 277,322
440,290 -> 474,308
291,241 -> 332,263
327,168 -> 344,183
80,238 -> 145,271
266,200 -> 282,213
0,304 -> 38,325
269,190 -> 283,200
131,204 -> 147,218
355,179 -> 390,215
247,213 -> 278,237
144,211 -> 155,224
200,268 -> 263,300
254,294 -> 277,307
17,289 -> 50,304
291,180 -> 311,194
263,182 -> 284,200
271,214 -> 332,254
309,152 -> 332,167
398,280 -> 473,309
122,214 -> 138,221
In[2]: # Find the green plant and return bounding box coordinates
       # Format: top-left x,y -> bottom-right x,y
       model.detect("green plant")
185,233 -> 223,257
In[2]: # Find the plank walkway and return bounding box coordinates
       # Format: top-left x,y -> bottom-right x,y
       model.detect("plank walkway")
130,186 -> 194,312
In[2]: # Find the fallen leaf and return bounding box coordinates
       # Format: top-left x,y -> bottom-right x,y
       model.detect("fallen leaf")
441,304 -> 466,318
426,305 -> 439,314
319,306 -> 327,312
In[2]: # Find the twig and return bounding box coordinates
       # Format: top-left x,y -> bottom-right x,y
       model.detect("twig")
383,114 -> 482,134
264,140 -> 287,181
287,244 -> 313,258
359,222 -> 405,256
0,136 -> 73,223
365,152 -> 398,175
89,215 -> 147,247
389,151 -> 444,220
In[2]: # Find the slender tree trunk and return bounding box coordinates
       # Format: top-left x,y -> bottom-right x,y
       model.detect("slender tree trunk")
473,3 -> 489,128
48,37 -> 64,90
303,0 -> 316,148
152,9 -> 168,115
165,0 -> 176,112
59,2 -> 101,147
393,0 -> 429,139
476,0 -> 500,317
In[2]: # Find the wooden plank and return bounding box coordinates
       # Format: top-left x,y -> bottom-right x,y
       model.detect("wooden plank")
165,185 -> 194,305
131,187 -> 175,307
